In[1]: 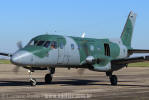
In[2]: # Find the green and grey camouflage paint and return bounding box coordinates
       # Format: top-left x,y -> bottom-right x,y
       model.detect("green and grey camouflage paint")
11,12 -> 136,72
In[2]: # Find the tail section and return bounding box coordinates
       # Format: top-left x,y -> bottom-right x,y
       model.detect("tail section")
121,11 -> 137,48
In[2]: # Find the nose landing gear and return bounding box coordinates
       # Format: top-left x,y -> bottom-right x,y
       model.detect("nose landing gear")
30,78 -> 37,86
28,70 -> 37,86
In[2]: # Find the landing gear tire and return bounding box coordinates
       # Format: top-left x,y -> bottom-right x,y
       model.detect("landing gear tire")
110,75 -> 118,86
30,78 -> 37,86
45,74 -> 52,84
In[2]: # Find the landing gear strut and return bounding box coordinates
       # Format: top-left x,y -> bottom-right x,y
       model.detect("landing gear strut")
28,70 -> 37,86
45,68 -> 55,84
106,72 -> 118,86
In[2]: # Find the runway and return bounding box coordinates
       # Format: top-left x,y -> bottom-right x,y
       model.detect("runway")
0,64 -> 149,100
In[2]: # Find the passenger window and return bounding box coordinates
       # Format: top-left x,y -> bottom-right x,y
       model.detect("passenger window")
44,41 -> 51,48
37,41 -> 45,46
71,44 -> 75,50
51,41 -> 57,49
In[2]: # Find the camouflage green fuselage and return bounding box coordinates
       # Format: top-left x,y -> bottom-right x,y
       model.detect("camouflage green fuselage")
14,34 -> 128,72
10,11 -> 136,72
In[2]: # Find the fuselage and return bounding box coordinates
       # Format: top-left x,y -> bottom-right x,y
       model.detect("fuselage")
11,34 -> 129,71
0,12 -> 139,86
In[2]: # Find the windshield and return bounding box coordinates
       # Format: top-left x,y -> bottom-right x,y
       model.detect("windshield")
27,40 -> 57,49
36,41 -> 45,46
44,41 -> 51,48
28,40 -> 38,46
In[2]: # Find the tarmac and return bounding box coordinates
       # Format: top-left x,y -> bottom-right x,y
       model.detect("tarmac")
0,64 -> 149,100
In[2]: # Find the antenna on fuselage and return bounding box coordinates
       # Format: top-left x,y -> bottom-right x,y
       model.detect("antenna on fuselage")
45,32 -> 49,35
81,32 -> 86,38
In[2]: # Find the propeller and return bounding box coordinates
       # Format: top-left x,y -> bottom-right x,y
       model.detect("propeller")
77,68 -> 86,75
13,41 -> 23,74
13,65 -> 20,74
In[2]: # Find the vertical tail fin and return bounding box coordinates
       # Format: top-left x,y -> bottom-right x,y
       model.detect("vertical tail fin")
121,11 -> 137,48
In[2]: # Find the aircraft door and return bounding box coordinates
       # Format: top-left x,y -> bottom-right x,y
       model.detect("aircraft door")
104,43 -> 110,56
57,38 -> 66,65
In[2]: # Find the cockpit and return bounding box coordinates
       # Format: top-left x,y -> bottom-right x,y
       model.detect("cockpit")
28,40 -> 57,49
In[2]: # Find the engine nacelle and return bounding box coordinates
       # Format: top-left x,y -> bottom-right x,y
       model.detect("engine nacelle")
89,62 -> 111,72
86,56 -> 95,64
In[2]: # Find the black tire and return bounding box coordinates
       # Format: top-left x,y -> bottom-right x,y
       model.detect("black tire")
45,74 -> 52,84
50,68 -> 55,74
30,78 -> 37,86
110,75 -> 118,86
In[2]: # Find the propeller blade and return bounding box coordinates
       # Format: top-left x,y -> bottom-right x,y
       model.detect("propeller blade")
77,68 -> 85,75
17,41 -> 23,49
13,65 -> 20,74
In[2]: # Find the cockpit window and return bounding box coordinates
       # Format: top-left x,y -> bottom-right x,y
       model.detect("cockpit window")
44,41 -> 51,48
37,41 -> 45,46
28,40 -> 58,49
51,41 -> 57,49
28,40 -> 38,46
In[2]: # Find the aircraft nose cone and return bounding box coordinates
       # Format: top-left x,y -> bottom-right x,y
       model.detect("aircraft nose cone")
11,50 -> 33,65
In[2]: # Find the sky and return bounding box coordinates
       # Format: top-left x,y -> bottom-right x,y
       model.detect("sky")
0,0 -> 149,53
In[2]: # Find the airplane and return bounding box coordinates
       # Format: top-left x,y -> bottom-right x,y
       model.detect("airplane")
1,11 -> 149,86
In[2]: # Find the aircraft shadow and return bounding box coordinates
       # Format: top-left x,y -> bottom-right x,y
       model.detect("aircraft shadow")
52,79 -> 102,86
0,79 -> 148,88
54,79 -> 149,87
0,79 -> 100,86
0,81 -> 31,86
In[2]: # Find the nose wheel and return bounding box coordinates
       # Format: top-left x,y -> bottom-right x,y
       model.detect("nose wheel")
28,70 -> 37,86
30,78 -> 37,86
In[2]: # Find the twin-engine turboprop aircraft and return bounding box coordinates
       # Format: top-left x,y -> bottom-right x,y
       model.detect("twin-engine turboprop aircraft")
1,11 -> 149,86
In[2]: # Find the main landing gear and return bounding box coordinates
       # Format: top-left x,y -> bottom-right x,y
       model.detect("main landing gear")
45,68 -> 55,84
106,72 -> 118,86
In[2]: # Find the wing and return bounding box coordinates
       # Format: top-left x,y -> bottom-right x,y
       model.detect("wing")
80,55 -> 149,72
0,52 -> 12,57
111,56 -> 149,65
